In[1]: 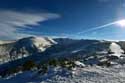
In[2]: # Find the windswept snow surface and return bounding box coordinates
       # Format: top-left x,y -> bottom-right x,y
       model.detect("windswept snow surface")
1,65 -> 125,83
109,42 -> 124,57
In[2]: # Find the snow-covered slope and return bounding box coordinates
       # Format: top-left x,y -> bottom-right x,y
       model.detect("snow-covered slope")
29,37 -> 57,52
1,65 -> 125,83
1,38 -> 125,83
109,42 -> 124,57
0,36 -> 57,64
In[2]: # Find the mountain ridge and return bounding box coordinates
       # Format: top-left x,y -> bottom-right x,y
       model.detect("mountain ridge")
0,36 -> 57,64
1,37 -> 125,83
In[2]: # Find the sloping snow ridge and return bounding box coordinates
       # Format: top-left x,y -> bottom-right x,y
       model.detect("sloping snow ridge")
109,42 -> 124,57
30,37 -> 57,52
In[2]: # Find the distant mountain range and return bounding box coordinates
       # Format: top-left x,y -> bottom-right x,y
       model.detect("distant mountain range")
0,36 -> 125,65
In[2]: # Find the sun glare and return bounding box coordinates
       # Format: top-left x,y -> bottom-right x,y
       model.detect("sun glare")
116,20 -> 125,27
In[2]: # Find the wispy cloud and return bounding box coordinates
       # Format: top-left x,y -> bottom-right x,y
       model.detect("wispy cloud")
0,10 -> 60,40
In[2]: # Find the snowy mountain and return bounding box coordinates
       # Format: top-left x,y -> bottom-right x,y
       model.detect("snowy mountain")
1,37 -> 125,83
0,37 -> 125,65
0,37 -> 57,64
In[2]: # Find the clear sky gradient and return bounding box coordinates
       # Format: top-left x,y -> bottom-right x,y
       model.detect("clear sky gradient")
0,0 -> 125,40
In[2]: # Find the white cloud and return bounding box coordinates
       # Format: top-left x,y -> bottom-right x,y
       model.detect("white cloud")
0,10 -> 60,40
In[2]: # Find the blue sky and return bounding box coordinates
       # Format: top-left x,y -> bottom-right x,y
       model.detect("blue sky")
0,0 -> 125,40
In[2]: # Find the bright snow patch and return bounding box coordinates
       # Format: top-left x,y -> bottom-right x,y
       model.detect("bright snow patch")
109,42 -> 124,57
74,61 -> 86,67
31,37 -> 57,52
